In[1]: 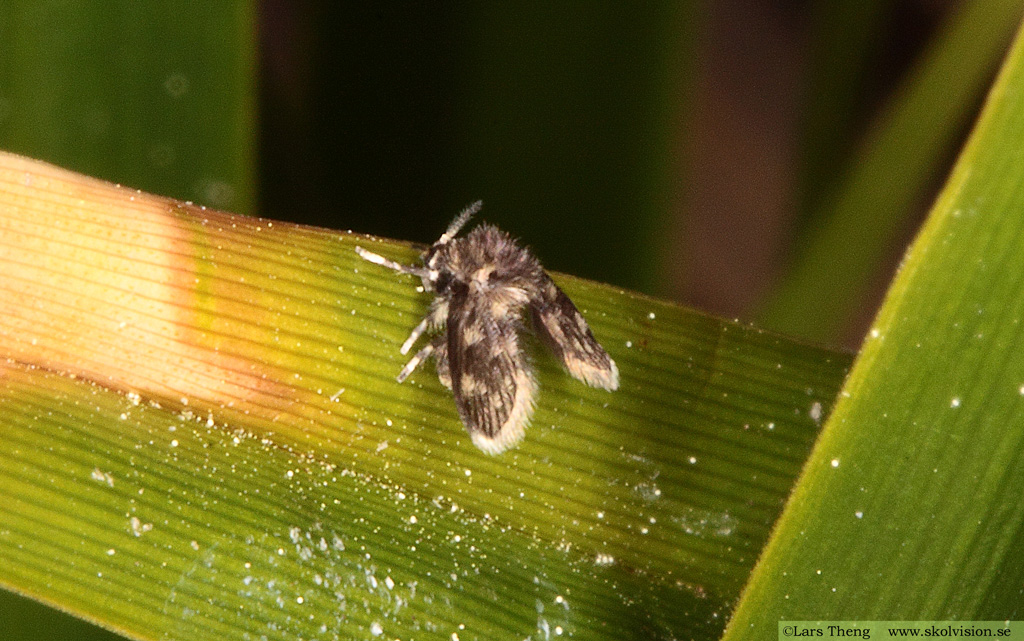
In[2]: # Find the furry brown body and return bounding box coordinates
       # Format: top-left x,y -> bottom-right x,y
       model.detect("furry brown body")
356,202 -> 618,454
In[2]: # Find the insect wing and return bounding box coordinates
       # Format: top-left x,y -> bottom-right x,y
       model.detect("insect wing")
447,290 -> 537,454
530,277 -> 619,391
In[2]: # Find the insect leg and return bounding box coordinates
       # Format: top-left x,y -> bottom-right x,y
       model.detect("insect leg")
400,315 -> 432,355
397,342 -> 435,383
355,246 -> 425,277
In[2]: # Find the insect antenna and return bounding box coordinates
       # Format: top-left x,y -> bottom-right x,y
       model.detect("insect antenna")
353,246 -> 429,279
438,200 -> 482,245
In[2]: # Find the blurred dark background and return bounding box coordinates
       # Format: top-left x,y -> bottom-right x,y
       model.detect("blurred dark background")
0,0 -> 996,346
1,1 -> 1018,639
2,0 -> 1002,348
258,2 -> 691,295
254,0 -> 966,339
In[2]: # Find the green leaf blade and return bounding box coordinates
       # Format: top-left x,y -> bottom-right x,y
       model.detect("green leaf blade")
0,153 -> 853,638
760,0 -> 1024,342
727,17 -> 1024,635
0,2 -> 255,214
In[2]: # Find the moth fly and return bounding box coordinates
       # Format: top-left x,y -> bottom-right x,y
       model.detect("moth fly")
355,201 -> 618,454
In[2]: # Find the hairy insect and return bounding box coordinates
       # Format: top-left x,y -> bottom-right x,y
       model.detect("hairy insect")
355,201 -> 618,454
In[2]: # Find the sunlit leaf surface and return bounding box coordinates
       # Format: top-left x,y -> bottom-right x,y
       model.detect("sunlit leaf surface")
0,153 -> 852,639
727,19 -> 1024,637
